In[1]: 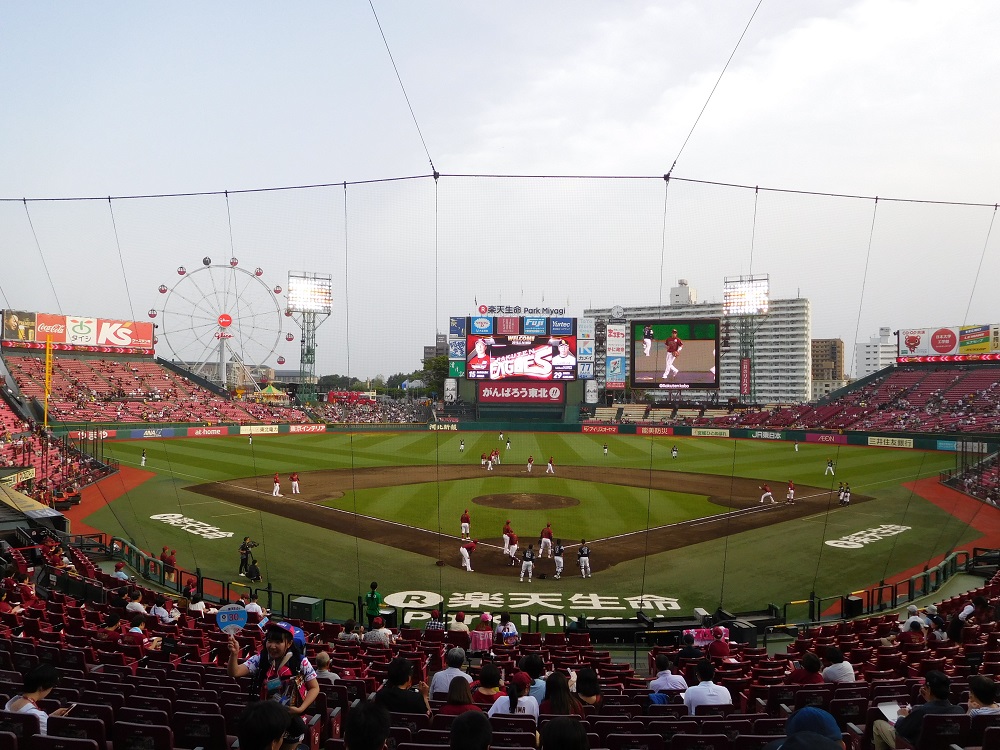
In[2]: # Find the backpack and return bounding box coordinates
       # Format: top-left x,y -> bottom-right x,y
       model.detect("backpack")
248,645 -> 306,705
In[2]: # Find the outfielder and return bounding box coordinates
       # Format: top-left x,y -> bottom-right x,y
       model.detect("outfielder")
759,484 -> 775,504
460,440 -> 465,453
546,456 -> 555,474
578,539 -> 592,578
520,544 -> 535,582
671,445 -> 678,459
507,532 -> 519,566
642,324 -> 654,356
290,472 -> 300,494
603,443 -> 608,456
662,329 -> 683,379
272,472 -> 282,497
140,449 -> 146,467
526,455 -> 534,473
539,523 -> 553,558
553,539 -> 565,579
506,438 -> 511,451
460,540 -> 476,572
460,509 -> 471,540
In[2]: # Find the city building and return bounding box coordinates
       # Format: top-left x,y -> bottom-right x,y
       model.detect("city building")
585,291 -> 812,404
811,338 -> 849,400
855,328 -> 897,378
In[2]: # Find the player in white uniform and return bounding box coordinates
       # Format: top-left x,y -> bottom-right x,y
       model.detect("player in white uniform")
141,449 -> 146,467
520,545 -> 535,583
460,440 -> 465,453
603,443 -> 608,456
825,459 -> 835,475
642,324 -> 654,356
578,540 -> 592,578
553,539 -> 565,579
671,445 -> 678,459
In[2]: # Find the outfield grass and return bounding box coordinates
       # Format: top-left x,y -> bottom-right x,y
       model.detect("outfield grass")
95,432 -> 968,618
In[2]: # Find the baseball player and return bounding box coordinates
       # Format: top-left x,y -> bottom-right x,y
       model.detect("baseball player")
460,509 -> 471,540
140,449 -> 146,467
794,441 -> 799,452
546,456 -> 555,474
842,483 -> 852,506
506,438 -> 511,451
553,539 -> 565,579
272,472 -> 282,497
460,540 -> 476,572
642,324 -> 654,356
481,452 -> 487,468
671,445 -> 678,459
507,532 -> 519,566
759,484 -> 775,504
248,435 -> 252,446
785,481 -> 795,504
520,544 -> 535,583
499,431 -> 504,442
493,448 -> 501,466
603,443 -> 608,456
487,453 -> 494,471
662,329 -> 683,379
527,455 -> 534,473
578,539 -> 592,578
290,471 -> 300,494
502,520 -> 513,554
539,523 -> 553,558
460,440 -> 465,453
825,459 -> 835,476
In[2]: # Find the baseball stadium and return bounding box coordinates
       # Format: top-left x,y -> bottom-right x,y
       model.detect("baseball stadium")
3,4 -> 1000,748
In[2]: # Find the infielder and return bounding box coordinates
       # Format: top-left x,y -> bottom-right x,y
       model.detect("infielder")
506,438 -> 511,451
825,459 -> 835,476
578,539 -> 592,578
785,481 -> 795,504
507,532 -> 519,566
842,483 -> 852,506
460,540 -> 476,572
553,539 -> 565,579
502,520 -> 513,554
759,484 -> 775,504
527,455 -> 534,473
499,431 -> 504,441
546,456 -> 555,474
642,324 -> 654,356
487,454 -> 494,471
539,523 -> 553,558
140,449 -> 146,467
671,445 -> 678,459
520,544 -> 535,583
662,329 -> 683,379
290,471 -> 300,494
481,452 -> 487,468
460,509 -> 471,539
272,472 -> 282,497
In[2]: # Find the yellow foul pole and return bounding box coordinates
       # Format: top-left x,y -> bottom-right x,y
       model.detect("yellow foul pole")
44,336 -> 52,430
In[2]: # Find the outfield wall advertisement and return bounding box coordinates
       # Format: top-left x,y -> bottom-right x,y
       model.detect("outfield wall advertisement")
2,309 -> 155,354
478,383 -> 565,404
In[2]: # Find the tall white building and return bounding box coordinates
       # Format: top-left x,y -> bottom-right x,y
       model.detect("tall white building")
585,295 -> 812,404
855,328 -> 896,378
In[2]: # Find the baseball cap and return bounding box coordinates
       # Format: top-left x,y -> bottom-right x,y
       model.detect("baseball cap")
510,672 -> 533,690
712,626 -> 725,638
431,610 -> 440,618
265,621 -> 296,640
785,707 -> 842,741
481,613 -> 492,623
925,605 -> 938,615
907,605 -> 918,614
456,611 -> 465,621
114,562 -> 125,570
373,617 -> 384,628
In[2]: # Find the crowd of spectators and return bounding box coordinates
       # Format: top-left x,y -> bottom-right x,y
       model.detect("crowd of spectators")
316,398 -> 430,424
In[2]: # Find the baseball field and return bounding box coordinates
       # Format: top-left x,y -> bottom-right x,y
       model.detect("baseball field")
72,431 -> 979,622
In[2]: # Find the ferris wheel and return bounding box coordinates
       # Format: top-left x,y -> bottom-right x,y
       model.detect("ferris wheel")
149,257 -> 292,390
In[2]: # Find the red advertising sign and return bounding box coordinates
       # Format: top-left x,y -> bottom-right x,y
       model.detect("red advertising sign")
2,310 -> 154,353
740,358 -> 751,396
637,426 -> 674,436
478,382 -> 565,404
582,424 -> 620,434
187,427 -> 227,437
35,313 -> 67,343
290,424 -> 328,433
496,317 -> 520,335
68,429 -> 117,439
805,432 -> 848,444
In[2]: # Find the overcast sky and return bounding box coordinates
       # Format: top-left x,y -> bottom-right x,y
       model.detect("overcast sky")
1,1 -> 997,381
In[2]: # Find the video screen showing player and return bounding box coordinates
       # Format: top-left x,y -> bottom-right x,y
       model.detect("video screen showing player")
466,334 -> 577,381
630,319 -> 719,389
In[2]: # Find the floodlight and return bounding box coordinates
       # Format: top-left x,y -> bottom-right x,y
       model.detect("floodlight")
287,272 -> 333,314
723,274 -> 769,316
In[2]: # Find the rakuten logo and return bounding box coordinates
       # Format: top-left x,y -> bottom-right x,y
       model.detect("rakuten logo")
825,525 -> 911,549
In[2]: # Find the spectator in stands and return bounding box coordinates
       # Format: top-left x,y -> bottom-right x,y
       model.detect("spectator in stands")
494,612 -> 518,644
93,613 -> 122,647
182,577 -> 198,599
338,619 -> 363,641
112,561 -> 130,581
150,595 -> 178,625
431,647 -> 472,695
786,652 -> 824,685
245,592 -> 269,617
927,614 -> 949,642
449,611 -> 470,633
921,604 -> 939,627
450,710 -> 492,750
539,671 -> 585,718
439,675 -> 483,716
344,702 -> 391,750
426,609 -> 447,631
0,590 -> 23,616
821,647 -> 855,683
14,573 -> 35,605
899,604 -> 924,632
126,613 -> 161,650
313,651 -> 339,684
488,670 -> 539,722
649,655 -> 688,691
187,593 -> 218,618
872,670 -> 963,750
678,632 -> 703,660
574,668 -> 603,711
363,616 -> 395,646
109,586 -> 128,609
968,675 -> 1000,716
374,656 -> 431,715
471,663 -> 505,705
960,595 -> 993,624
125,590 -> 146,614
768,706 -> 845,750
4,664 -> 72,734
682,661 -> 732,713
237,701 -> 291,750
228,621 -> 321,750
540,716 -> 588,750
897,620 -> 926,645
705,626 -> 731,658
519,652 -> 547,702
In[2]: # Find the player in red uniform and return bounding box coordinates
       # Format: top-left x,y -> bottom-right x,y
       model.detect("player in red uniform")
460,509 -> 471,539
759,484 -> 775,504
272,473 -> 282,497
539,523 -> 554,558
526,455 -> 534,473
290,472 -> 300,494
460,540 -> 477,572
662,329 -> 683,380
503,520 -> 513,554
785,481 -> 795,504
546,456 -> 555,474
507,532 -> 519,566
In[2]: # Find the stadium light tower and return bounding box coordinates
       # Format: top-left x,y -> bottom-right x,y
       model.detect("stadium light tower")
723,274 -> 769,406
286,271 -> 333,403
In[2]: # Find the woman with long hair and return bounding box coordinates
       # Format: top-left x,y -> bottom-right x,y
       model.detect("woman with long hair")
439,675 -> 483,716
472,663 -> 506,705
539,671 -> 585,717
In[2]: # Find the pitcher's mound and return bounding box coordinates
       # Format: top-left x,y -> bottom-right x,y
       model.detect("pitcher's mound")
472,493 -> 580,510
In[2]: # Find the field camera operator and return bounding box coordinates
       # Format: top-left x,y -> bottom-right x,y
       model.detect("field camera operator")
239,537 -> 259,577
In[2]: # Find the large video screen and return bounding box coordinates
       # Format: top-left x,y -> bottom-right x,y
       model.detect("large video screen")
466,334 -> 577,381
629,319 -> 720,390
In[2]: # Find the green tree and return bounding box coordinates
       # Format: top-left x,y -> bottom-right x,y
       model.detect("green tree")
422,355 -> 449,397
